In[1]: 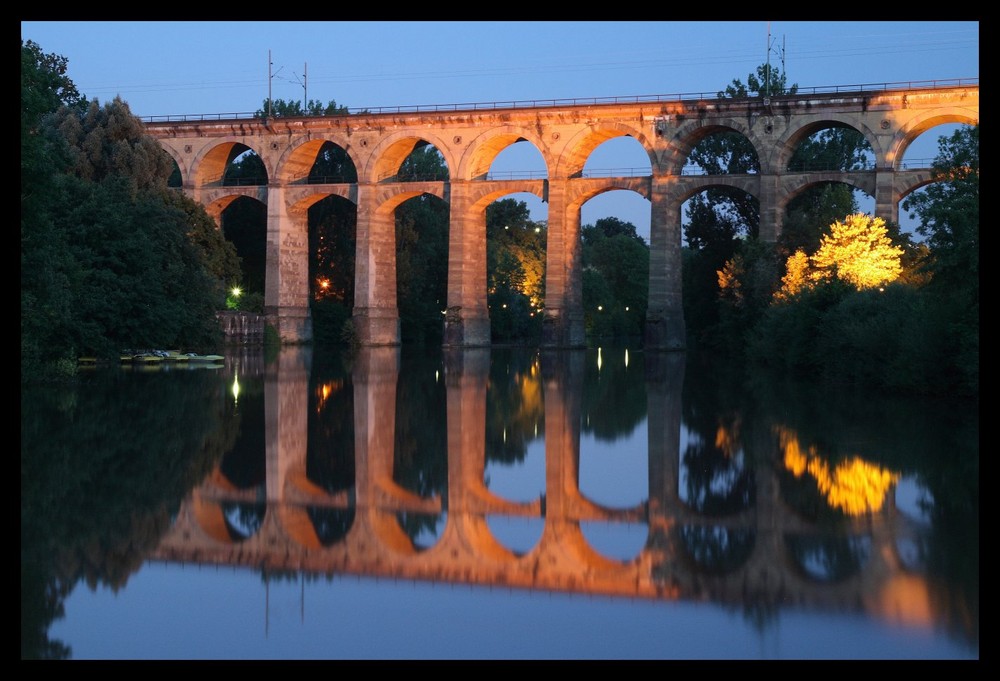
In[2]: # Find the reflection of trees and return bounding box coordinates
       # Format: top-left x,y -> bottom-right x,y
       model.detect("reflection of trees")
308,508 -> 355,546
485,349 -> 544,465
697,348 -> 978,649
786,534 -> 871,582
307,356 -> 355,494
679,526 -> 755,574
581,346 -> 646,440
21,369 -> 238,659
394,347 -> 448,499
222,502 -> 266,540
396,512 -> 445,550
219,376 -> 266,490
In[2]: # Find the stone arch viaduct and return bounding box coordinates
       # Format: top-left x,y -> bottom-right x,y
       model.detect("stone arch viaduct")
143,80 -> 978,349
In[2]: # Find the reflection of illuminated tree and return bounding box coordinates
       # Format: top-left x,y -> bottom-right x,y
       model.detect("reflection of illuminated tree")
485,349 -> 544,465
777,426 -> 898,517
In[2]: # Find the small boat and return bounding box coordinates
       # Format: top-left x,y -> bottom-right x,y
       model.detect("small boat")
185,353 -> 225,363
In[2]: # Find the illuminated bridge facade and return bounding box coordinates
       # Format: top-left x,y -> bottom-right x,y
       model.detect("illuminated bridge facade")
143,81 -> 979,348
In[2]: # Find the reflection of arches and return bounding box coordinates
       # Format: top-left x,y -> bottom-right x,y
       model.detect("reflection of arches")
679,525 -> 756,574
486,515 -> 544,557
221,501 -> 266,540
581,521 -> 649,563
309,507 -> 356,547
785,533 -> 871,583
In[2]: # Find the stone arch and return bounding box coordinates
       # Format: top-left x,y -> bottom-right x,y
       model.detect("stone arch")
458,126 -> 549,181
363,131 -> 455,184
777,178 -> 874,222
774,116 -> 879,171
467,185 -> 545,215
189,138 -> 270,187
287,188 -> 355,216
668,119 -> 763,175
274,135 -> 364,185
889,110 -> 979,168
199,192 -> 251,225
674,177 -> 760,206
555,121 -> 654,179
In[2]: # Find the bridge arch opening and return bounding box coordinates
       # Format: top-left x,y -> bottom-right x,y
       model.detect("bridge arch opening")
306,141 -> 358,184
394,144 -> 451,344
581,521 -> 648,563
484,351 -> 545,505
678,418 -> 756,516
221,146 -> 267,186
579,346 -> 648,510
786,533 -> 872,583
679,525 -> 756,574
309,194 -> 357,341
897,122 -> 968,241
780,179 -> 877,256
485,197 -> 547,343
581,136 -> 652,243
220,196 -> 267,309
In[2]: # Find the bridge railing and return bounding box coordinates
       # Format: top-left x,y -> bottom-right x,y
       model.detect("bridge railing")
139,78 -> 978,124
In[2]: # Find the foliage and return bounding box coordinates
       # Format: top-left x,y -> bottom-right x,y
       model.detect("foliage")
21,44 -> 240,378
808,213 -> 903,290
581,217 -> 649,339
903,125 -> 979,299
774,213 -> 904,300
901,123 -> 979,395
21,369 -> 238,658
255,98 -> 351,118
486,198 -> 547,342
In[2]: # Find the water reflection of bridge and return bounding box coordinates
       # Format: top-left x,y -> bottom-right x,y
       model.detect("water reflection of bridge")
152,347 -> 933,627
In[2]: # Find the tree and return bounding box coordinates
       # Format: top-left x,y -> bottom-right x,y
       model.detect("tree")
21,40 -> 84,377
256,98 -> 351,119
581,217 -> 649,339
903,124 -> 979,298
22,53 -> 243,376
809,214 -> 903,291
902,123 -> 979,394
486,198 -> 547,341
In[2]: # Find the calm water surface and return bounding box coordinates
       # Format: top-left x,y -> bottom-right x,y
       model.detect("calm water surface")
21,344 -> 978,660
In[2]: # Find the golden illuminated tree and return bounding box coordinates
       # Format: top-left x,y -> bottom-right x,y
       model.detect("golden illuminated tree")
810,213 -> 903,290
774,249 -> 812,300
